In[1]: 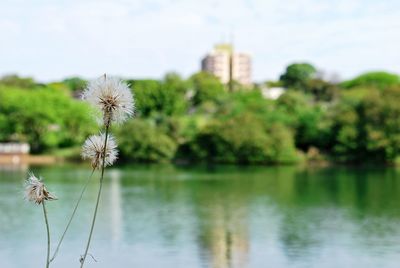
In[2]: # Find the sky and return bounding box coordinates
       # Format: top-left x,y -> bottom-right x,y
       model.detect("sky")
0,0 -> 399,82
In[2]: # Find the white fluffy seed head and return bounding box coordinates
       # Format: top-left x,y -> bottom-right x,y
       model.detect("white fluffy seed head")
81,133 -> 118,169
82,75 -> 134,126
24,173 -> 57,204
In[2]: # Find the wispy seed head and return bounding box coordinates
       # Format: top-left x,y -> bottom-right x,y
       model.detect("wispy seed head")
24,173 -> 57,204
81,133 -> 118,169
82,75 -> 134,126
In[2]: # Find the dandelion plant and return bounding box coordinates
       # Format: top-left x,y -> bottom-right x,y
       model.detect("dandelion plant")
24,173 -> 57,268
79,74 -> 134,267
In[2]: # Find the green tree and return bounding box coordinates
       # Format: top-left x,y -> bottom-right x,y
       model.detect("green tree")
115,119 -> 177,162
0,74 -> 36,89
189,72 -> 225,105
163,72 -> 188,94
177,113 -> 299,164
330,86 -> 400,163
129,79 -> 162,116
130,74 -> 188,117
279,63 -> 317,90
306,78 -> 339,101
0,86 -> 95,152
62,77 -> 87,92
276,91 -> 330,151
340,72 -> 400,90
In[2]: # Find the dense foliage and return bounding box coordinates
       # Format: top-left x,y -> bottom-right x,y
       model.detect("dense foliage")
0,85 -> 95,152
128,73 -> 188,117
340,72 -> 400,90
115,119 -> 177,162
279,63 -> 317,91
177,113 -> 299,164
1,67 -> 399,165
330,87 -> 400,163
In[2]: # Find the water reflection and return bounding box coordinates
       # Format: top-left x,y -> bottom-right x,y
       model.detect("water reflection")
193,179 -> 250,268
1,165 -> 400,267
109,170 -> 122,246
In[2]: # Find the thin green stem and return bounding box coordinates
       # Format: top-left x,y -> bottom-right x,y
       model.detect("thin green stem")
50,169 -> 96,263
80,126 -> 109,267
42,202 -> 50,268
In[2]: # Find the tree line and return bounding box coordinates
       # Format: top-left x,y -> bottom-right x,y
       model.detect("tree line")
0,63 -> 399,165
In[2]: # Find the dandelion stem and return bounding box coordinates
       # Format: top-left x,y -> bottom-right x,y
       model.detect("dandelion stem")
42,202 -> 51,268
50,169 -> 96,263
80,125 -> 109,267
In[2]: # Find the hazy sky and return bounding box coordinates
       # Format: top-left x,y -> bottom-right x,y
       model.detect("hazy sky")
1,0 -> 399,82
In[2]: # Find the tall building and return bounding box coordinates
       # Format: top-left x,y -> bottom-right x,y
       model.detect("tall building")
201,44 -> 252,86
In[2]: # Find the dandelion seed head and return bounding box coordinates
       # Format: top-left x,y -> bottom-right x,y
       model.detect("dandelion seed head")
82,75 -> 134,126
81,133 -> 118,169
24,173 -> 57,204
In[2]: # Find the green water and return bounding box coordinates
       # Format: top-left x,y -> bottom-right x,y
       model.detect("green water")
1,165 -> 400,268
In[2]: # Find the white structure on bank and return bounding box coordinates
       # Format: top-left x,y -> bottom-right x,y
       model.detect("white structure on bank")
0,143 -> 30,155
261,87 -> 285,100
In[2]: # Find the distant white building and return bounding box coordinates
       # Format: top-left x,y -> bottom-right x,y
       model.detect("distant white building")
201,44 -> 252,86
261,87 -> 285,100
0,143 -> 30,155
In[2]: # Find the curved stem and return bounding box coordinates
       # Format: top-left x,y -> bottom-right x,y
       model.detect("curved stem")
42,202 -> 50,268
80,126 -> 109,267
50,169 -> 96,263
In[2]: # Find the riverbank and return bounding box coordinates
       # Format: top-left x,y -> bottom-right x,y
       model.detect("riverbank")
1,146 -> 399,168
0,154 -> 57,165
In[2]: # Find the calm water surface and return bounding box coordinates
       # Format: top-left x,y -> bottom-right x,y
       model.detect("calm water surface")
1,165 -> 400,268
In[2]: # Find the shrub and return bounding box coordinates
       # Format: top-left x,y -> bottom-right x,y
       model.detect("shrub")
130,75 -> 188,117
189,72 -> 226,105
330,86 -> 400,163
276,91 -> 330,151
115,119 -> 177,163
177,113 -> 299,164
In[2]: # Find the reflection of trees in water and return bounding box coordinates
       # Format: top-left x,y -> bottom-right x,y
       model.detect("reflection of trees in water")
117,165 -> 400,265
182,166 -> 299,267
109,170 -> 123,246
274,167 -> 400,260
119,166 -> 194,245
191,178 -> 250,268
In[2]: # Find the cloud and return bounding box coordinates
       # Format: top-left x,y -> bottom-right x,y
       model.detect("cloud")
0,0 -> 399,82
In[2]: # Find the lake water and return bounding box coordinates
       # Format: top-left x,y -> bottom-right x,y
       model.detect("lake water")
1,165 -> 400,268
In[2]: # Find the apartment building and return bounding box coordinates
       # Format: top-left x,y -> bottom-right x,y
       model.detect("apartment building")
201,44 -> 252,86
